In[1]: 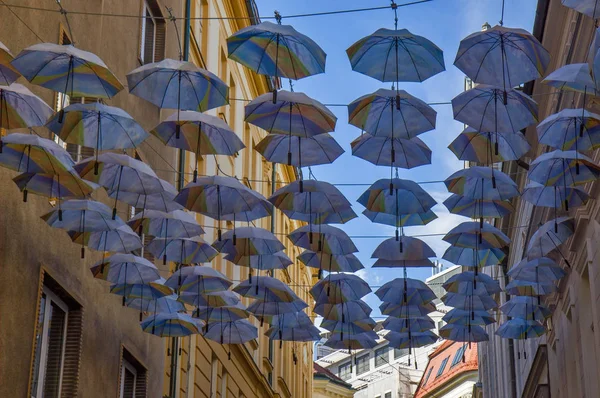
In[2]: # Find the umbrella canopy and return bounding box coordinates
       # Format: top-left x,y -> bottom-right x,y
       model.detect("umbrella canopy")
522,182 -> 589,210
528,150 -> 600,187
384,330 -> 439,349
0,133 -> 74,175
141,312 -> 202,337
245,90 -> 336,138
348,89 -> 436,139
383,317 -> 436,333
347,28 -> 445,83
12,43 -> 123,98
358,178 -> 437,214
269,180 -> 352,216
128,209 -> 204,239
526,217 -> 574,258
507,257 -> 566,283
281,207 -> 357,225
363,209 -> 437,229
375,278 -> 436,305
126,295 -> 185,314
445,166 -> 520,201
255,133 -> 343,167
108,178 -> 183,213
126,58 -> 228,111
379,302 -> 436,318
224,251 -> 292,271
146,236 -> 218,264
233,276 -> 299,302
505,280 -> 558,296
46,103 -> 148,151
111,280 -> 173,301
227,21 -> 326,80
69,224 -> 142,253
13,171 -> 96,200
443,271 -> 502,295
265,325 -> 321,342
441,293 -> 498,311
213,227 -> 284,256
320,318 -> 376,335
195,304 -> 249,322
443,221 -> 510,249
439,324 -> 489,342
310,273 -> 371,304
561,0 -> 600,19
371,236 -> 436,267
351,133 -> 432,168
324,332 -> 379,350
499,296 -> 552,321
542,63 -> 599,96
203,319 -> 258,344
298,251 -> 364,273
264,311 -> 313,328
442,246 -> 506,267
313,300 -> 372,322
41,199 -> 124,233
247,299 -> 308,317
0,41 -> 20,85
442,309 -> 496,326
288,224 -> 357,255
537,108 -> 600,151
165,265 -> 232,293
452,85 -> 538,133
454,25 -> 549,87
178,290 -> 241,308
448,128 -> 530,164
90,253 -> 160,284
443,194 -> 514,219
0,83 -> 54,129
496,318 -> 546,339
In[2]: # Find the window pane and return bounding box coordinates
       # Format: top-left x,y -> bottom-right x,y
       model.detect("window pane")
338,362 -> 351,380
436,357 -> 449,378
394,348 -> 408,359
143,9 -> 155,64
375,346 -> 388,368
43,302 -> 67,397
123,368 -> 136,398
356,355 -> 369,375
31,294 -> 47,395
385,393 -> 392,398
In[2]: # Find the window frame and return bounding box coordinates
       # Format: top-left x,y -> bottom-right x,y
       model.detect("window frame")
422,367 -> 433,386
355,354 -> 370,375
140,1 -> 157,64
338,361 -> 351,380
436,356 -> 450,378
451,344 -> 467,367
119,358 -> 138,398
374,346 -> 388,368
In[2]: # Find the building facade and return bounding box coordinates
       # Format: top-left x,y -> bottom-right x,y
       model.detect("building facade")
313,363 -> 355,398
476,0 -> 600,397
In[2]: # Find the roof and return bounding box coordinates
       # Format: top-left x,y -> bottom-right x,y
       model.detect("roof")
414,341 -> 478,398
313,362 -> 354,390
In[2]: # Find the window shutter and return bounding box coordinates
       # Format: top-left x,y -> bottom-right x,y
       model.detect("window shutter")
134,369 -> 148,397
60,308 -> 83,397
154,21 -> 166,62
43,302 -> 67,397
123,368 -> 136,397
143,12 -> 155,64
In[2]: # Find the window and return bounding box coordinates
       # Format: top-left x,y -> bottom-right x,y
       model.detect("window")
422,367 -> 433,386
394,348 -> 408,359
436,356 -> 450,378
338,362 -> 351,380
451,344 -> 467,367
356,354 -> 369,375
385,392 -> 392,398
375,395 -> 381,398
119,349 -> 147,398
140,1 -> 166,64
120,360 -> 136,398
375,346 -> 388,368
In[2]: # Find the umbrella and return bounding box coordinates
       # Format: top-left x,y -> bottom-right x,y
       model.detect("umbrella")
108,178 -> 183,213
537,108 -> 600,151
0,83 -> 54,129
281,207 -> 358,225
561,0 -> 600,19
90,253 -> 160,284
443,271 -> 502,295
141,312 -> 202,337
151,111 -> 245,181
0,133 -> 74,175
443,194 -> 513,219
128,209 -> 204,241
320,318 -> 376,335
542,63 -> 600,96
442,309 -> 496,326
324,332 -> 379,350
298,251 -> 364,275
69,225 -> 142,254
347,28 -> 444,83
443,221 -> 510,249
348,89 -> 436,139
379,302 -> 436,318
0,41 -> 20,85
528,150 -> 600,187
448,128 -> 530,164
443,246 -> 506,267
212,227 -> 284,256
269,180 -> 352,216
227,21 -> 326,82
233,276 -> 299,302
247,299 -> 308,317
441,293 -> 498,311
223,251 -> 293,277
375,278 -> 436,304
203,319 -> 257,344
195,303 -> 249,322
11,43 -> 123,98
452,85 -> 538,133
126,58 -> 228,111
111,280 -> 172,305
13,171 -> 96,202
288,224 -> 357,255
496,318 -> 546,339
445,166 -> 520,201
351,133 -> 432,168
265,324 -> 321,342
371,237 -> 436,268
146,236 -> 218,264
165,265 -> 232,294
358,178 -> 437,214
507,257 -> 566,283
310,273 -> 371,304
178,290 -> 241,308
522,182 -> 589,211
500,296 -> 551,321
439,324 -> 489,342
126,295 -> 185,314
264,311 -> 313,328
384,330 -> 439,349
313,300 -> 372,322
363,209 -> 437,229
526,217 -> 574,258
383,317 -> 436,333
505,280 -> 558,296
255,133 -> 343,167
454,26 -> 549,87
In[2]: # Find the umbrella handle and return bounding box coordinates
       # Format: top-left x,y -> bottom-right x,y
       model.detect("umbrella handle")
23,189 -> 28,203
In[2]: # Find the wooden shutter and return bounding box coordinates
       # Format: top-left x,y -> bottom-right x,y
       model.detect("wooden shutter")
154,20 -> 166,62
135,369 -> 148,398
143,10 -> 155,64
43,302 -> 67,397
142,233 -> 155,262
60,308 -> 83,397
123,368 -> 136,397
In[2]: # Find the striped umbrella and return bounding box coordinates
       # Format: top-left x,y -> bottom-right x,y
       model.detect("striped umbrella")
441,293 -> 498,311
108,178 -> 183,213
443,246 -> 506,267
542,63 -> 599,96
351,133 -> 432,168
383,317 -> 436,333
203,319 -> 257,345
166,266 -> 232,294
298,251 -> 364,274
379,302 -> 436,318
255,133 -> 343,167
384,330 -> 439,349
11,43 -> 123,98
310,273 -> 371,304
0,83 -> 53,129
233,276 -> 299,302
313,300 -> 372,322
537,108 -> 600,151
439,324 -> 489,342
528,150 -> 600,187
146,236 -> 218,264
496,318 -> 546,339
0,133 -> 74,175
443,221 -> 510,249
13,171 -> 97,202
111,280 -> 173,305
443,194 -> 513,219
442,309 -> 496,326
141,312 -> 202,337
526,217 -> 574,259
445,166 -> 520,201
90,254 -> 160,285
448,128 -> 530,164
288,224 -> 357,255
522,182 -> 589,211
371,237 -> 436,268
500,296 -> 551,321
375,278 -> 436,305
0,41 -> 20,85
69,225 -> 142,254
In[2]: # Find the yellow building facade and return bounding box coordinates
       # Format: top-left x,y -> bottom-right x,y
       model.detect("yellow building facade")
163,1 -> 316,397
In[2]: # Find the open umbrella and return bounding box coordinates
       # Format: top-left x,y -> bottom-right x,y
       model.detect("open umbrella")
439,324 -> 489,342
363,209 -> 437,229
0,83 -> 54,129
383,317 -> 435,333
359,178 -> 437,214
265,324 -> 321,342
561,0 -> 600,19
0,133 -> 74,175
505,280 -> 558,296
443,271 -> 502,295
443,194 -> 514,219
445,166 -> 520,201
500,296 -> 551,321
371,237 -> 436,268
195,303 -> 250,323
324,332 -> 378,350
496,318 -> 546,339
298,251 -> 364,274
166,265 -> 232,294
379,302 -> 436,318
351,133 -> 432,168
126,295 -> 185,314
178,290 -> 241,308
247,299 -> 308,318
223,251 -> 293,280
255,133 -> 343,167
441,293 -> 498,311
528,150 -> 600,187
527,217 -> 574,258
203,319 -> 257,345
212,227 -> 284,256
310,273 -> 371,304
448,128 -> 530,164
537,108 -> 600,151
522,182 -> 589,211
542,63 -> 599,96
108,178 -> 183,213
507,257 -> 566,283
233,276 -> 299,302
270,180 -> 352,216
313,300 -> 372,322
288,224 -> 357,255
128,210 -> 204,241
443,221 -> 510,249
384,330 -> 439,349
375,278 -> 436,304
111,280 -> 172,306
442,309 -> 496,326
320,319 -> 376,341
70,224 -> 142,254
264,311 -> 313,328
13,171 -> 97,202
146,236 -> 218,264
90,253 -> 160,285
141,312 -> 201,337
443,246 -> 506,267
0,41 -> 20,85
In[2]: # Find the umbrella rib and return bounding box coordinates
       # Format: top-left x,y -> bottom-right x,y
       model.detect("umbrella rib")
349,36 -> 392,77
26,52 -> 65,84
254,33 -> 277,76
79,59 -> 114,98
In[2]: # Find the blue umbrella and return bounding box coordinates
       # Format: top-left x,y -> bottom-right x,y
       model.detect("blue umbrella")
178,290 -> 241,308
441,293 -> 498,311
383,317 -> 435,333
146,236 -> 218,264
496,318 -> 546,339
233,276 -> 299,302
384,330 -> 439,349
310,273 -> 371,304
443,271 -> 502,296
362,209 -> 437,229
247,299 -> 308,318
314,300 -> 372,322
562,0 -> 600,19
223,252 -> 292,273
528,150 -> 600,187
324,332 -> 378,351
537,108 -> 600,151
526,217 -> 574,259
265,324 -> 321,342
264,311 -> 313,328
0,41 -> 20,85
288,224 -> 357,255
351,133 -> 432,169
0,133 -> 74,175
505,280 -> 557,296
443,246 -> 506,267
256,133 -> 343,167
375,277 -> 436,305
443,194 -> 514,219
443,221 -> 510,249
111,280 -> 173,305
321,318 -> 376,341
203,319 -> 257,345
442,309 -> 496,326
542,63 -> 599,96
126,295 -> 185,314
141,312 -> 202,337
281,207 -> 357,225
522,182 -> 589,210
358,178 -> 437,214
0,83 -> 54,129
379,302 -> 436,318
108,178 -> 183,213
445,166 -> 520,201
298,251 -> 364,274
448,128 -> 530,164
166,265 -> 232,294
270,180 -> 353,216
499,296 -> 551,321
507,257 -> 566,283
195,303 -> 250,322
439,324 -> 489,342
90,254 -> 160,285
69,225 -> 142,254
212,227 -> 284,256
13,171 -> 97,202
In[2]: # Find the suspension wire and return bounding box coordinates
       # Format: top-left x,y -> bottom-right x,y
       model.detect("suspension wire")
0,0 -> 44,42
55,0 -> 74,44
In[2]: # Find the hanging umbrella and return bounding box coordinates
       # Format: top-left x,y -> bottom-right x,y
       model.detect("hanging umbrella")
247,299 -> 308,317
375,278 -> 436,304
561,0 -> 600,19
227,21 -> 326,83
288,224 -> 357,255
310,273 -> 371,304
320,318 -> 376,335
0,42 -> 20,85
526,217 -> 574,258
363,209 -> 437,229
445,166 -> 520,201
265,324 -> 321,342
11,43 -> 123,98
263,311 -> 313,328
195,303 -> 250,322
324,332 -> 379,350
454,26 -> 549,87
13,171 -> 97,202
522,182 -> 589,210
255,133 -> 343,167
507,257 -> 566,283
528,150 -> 600,187
443,194 -> 514,219
358,178 -> 437,214
281,207 -> 358,225
212,227 -> 284,256
379,302 -> 436,318
505,280 -> 558,296
442,309 -> 496,326
448,128 -> 530,164
203,319 -> 258,344
500,296 -> 552,321
542,63 -> 600,96
496,318 -> 546,339
298,251 -> 364,274
0,133 -> 75,176
127,295 -> 185,314
146,236 -> 218,264
347,28 -> 445,83
69,224 -> 142,254
141,312 -> 202,337
223,251 -> 293,274
383,317 -> 436,333
351,133 -> 432,168
371,237 -> 436,268
537,108 -> 600,151
108,178 -> 183,213
111,280 -> 173,306
313,300 -> 372,322
384,330 -> 439,349
178,290 -> 241,308
151,111 -> 245,182
0,83 -> 54,129
165,265 -> 232,294
269,180 -> 353,216
128,209 -> 204,240
442,271 -> 502,295
90,253 -> 160,284
443,221 -> 510,249
126,58 -> 228,111
452,85 -> 538,133
443,246 -> 506,267
441,293 -> 498,311
439,324 -> 489,342
233,276 -> 299,302
348,89 -> 436,139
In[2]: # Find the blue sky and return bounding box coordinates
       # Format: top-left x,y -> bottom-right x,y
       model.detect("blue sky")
254,0 -> 538,317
